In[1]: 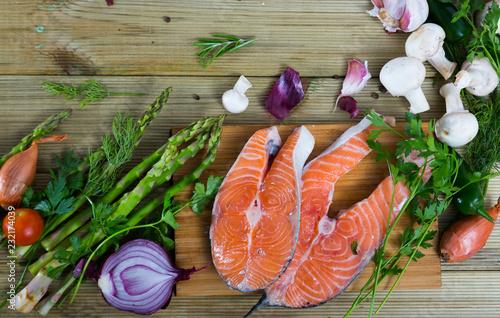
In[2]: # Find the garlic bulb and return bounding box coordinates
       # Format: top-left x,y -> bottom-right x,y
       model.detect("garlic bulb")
367,0 -> 429,33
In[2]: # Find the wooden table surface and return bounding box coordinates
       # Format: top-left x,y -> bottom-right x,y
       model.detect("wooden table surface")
1,1 -> 499,317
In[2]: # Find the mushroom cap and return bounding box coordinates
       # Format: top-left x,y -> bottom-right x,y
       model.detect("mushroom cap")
405,23 -> 445,62
456,57 -> 500,96
222,89 -> 249,114
435,111 -> 479,147
380,57 -> 426,96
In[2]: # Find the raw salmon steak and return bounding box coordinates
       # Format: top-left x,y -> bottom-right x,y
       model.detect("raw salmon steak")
211,126 -> 314,293
251,123 -> 432,311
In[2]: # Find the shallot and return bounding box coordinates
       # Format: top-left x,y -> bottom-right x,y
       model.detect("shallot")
0,135 -> 67,208
440,199 -> 500,263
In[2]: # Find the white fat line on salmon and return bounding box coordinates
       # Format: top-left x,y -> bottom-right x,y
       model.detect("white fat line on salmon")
303,117 -> 373,172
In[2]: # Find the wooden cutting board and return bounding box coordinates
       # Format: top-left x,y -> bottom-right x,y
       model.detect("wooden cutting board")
173,123 -> 441,297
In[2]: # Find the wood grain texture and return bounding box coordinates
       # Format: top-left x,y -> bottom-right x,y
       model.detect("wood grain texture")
174,123 -> 441,297
1,0 -> 436,76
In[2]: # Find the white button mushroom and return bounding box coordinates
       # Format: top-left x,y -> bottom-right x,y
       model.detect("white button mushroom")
454,57 -> 499,96
222,75 -> 253,113
379,57 -> 430,113
405,23 -> 457,79
435,83 -> 479,147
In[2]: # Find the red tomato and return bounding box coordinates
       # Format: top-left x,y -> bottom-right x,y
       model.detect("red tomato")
2,208 -> 44,246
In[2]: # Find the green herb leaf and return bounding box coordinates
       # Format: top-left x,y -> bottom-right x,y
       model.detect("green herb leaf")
189,175 -> 223,215
42,79 -> 144,109
193,35 -> 257,67
351,241 -> 358,255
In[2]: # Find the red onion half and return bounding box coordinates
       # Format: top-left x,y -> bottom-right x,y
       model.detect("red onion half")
97,239 -> 207,315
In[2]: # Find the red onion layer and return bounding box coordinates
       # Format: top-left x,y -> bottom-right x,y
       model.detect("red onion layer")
97,239 -> 206,315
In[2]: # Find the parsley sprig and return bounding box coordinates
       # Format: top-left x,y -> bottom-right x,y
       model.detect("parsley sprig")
448,0 -> 500,75
24,150 -> 84,217
345,111 -> 497,317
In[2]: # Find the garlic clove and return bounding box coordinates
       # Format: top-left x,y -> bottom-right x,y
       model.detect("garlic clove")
399,0 -> 429,32
371,0 -> 384,10
368,0 -> 428,33
383,0 -> 406,20
335,59 -> 371,110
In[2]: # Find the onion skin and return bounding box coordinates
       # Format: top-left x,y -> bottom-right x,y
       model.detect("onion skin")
440,199 -> 500,263
0,135 -> 67,208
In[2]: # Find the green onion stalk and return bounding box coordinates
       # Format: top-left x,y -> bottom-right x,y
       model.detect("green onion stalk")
14,116 -> 224,313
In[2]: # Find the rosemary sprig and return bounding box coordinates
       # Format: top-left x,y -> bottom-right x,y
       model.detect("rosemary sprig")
42,79 -> 145,109
193,34 -> 257,67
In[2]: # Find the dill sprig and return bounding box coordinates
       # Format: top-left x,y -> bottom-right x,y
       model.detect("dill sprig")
42,79 -> 145,109
193,34 -> 257,67
86,112 -> 140,195
441,0 -> 500,192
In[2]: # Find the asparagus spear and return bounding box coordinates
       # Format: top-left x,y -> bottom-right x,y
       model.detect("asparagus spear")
40,115 -> 222,252
36,121 -> 224,315
13,88 -> 172,260
77,86 -> 172,172
15,118 -> 224,313
0,109 -> 72,167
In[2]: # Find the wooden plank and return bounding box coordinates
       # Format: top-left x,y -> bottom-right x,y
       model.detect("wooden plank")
174,122 -> 441,297
0,267 -> 497,317
0,75 -> 447,134
0,1 -> 439,76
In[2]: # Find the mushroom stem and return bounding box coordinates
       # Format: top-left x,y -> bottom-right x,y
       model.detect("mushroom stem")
435,83 -> 479,147
379,57 -> 430,114
455,68 -> 480,90
439,83 -> 464,113
428,48 -> 457,80
454,57 -> 499,96
233,75 -> 252,95
405,23 -> 457,79
222,75 -> 253,114
405,86 -> 430,113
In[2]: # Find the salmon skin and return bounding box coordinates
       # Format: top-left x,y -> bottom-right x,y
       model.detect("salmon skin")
211,125 -> 315,293
246,118 -> 432,313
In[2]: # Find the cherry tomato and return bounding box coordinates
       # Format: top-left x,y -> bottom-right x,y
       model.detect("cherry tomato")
2,208 -> 44,246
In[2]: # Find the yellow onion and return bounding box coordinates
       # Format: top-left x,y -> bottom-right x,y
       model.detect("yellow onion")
440,198 -> 500,263
0,135 -> 67,208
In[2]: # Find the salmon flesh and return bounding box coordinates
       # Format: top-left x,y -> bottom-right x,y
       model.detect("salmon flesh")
211,125 -> 315,292
250,118 -> 431,311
